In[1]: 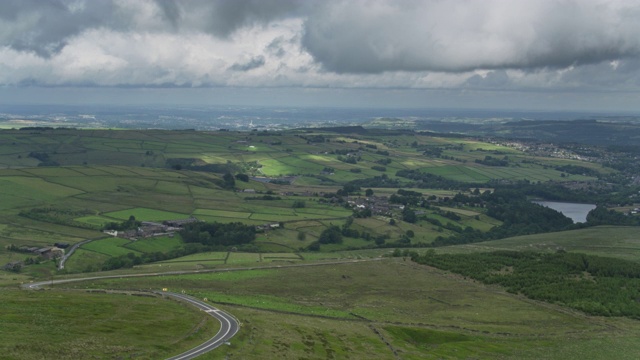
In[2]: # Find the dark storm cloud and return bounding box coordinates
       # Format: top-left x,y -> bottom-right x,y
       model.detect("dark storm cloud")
0,0 -> 303,57
154,0 -> 182,27
184,0 -> 303,37
0,0 -> 116,57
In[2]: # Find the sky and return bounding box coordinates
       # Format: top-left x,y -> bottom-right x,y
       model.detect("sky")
1,0 -> 640,112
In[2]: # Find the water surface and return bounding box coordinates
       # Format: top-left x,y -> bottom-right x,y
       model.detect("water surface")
533,201 -> 596,223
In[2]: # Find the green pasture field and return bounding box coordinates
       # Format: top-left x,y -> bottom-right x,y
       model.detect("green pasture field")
294,207 -> 352,218
46,175 -> 156,192
260,252 -> 302,260
299,249 -> 392,260
0,289 -> 219,360
0,223 -> 86,247
255,158 -> 288,176
436,206 -> 481,216
104,207 -> 189,222
254,241 -> 302,253
130,261 -> 217,272
161,251 -> 228,262
226,252 -> 261,264
81,237 -> 141,257
74,215 -> 114,227
69,166 -> 114,176
193,209 -> 251,219
0,193 -> 42,210
63,248 -> 111,273
99,165 -> 143,176
0,176 -> 84,202
194,215 -> 265,225
19,166 -> 87,177
256,228 -> 315,249
4,216 -> 102,239
238,202 -> 296,215
250,213 -> 301,222
124,236 -> 183,253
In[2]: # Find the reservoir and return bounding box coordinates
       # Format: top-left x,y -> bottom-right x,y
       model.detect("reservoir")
533,201 -> 596,223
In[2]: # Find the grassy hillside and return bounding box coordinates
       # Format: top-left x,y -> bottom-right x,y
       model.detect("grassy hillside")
433,226 -> 640,262
55,259 -> 640,360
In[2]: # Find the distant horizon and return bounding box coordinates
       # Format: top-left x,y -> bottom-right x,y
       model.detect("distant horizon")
0,87 -> 640,116
1,101 -> 639,117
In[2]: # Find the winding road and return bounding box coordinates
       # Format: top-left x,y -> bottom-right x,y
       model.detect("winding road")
22,258 -> 380,359
162,292 -> 239,360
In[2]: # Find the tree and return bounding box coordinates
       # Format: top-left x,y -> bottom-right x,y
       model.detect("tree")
292,200 -> 306,208
318,225 -> 343,244
297,231 -> 306,241
365,188 -> 374,196
235,173 -> 249,182
402,207 -> 418,223
223,172 -> 236,189
406,230 -> 415,238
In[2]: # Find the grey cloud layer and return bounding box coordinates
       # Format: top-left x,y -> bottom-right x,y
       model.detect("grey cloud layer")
303,0 -> 640,73
1,0 -> 639,91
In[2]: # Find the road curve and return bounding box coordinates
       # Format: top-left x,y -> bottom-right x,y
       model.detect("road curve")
23,282 -> 240,359
21,258 -> 381,358
58,238 -> 95,270
162,292 -> 239,360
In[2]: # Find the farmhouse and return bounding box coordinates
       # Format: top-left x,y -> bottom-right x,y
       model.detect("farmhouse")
3,261 -> 23,271
33,247 -> 64,260
256,223 -> 280,231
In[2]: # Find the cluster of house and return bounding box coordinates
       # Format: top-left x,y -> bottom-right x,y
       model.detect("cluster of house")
255,223 -> 281,231
14,244 -> 66,259
629,207 -> 640,215
3,243 -> 69,271
105,217 -> 200,240
346,196 -> 400,216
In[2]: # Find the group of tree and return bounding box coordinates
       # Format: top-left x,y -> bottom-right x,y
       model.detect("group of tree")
396,169 -> 466,190
103,215 -> 141,231
409,250 -> 640,318
475,155 -> 508,167
389,189 -> 423,206
586,206 -> 640,226
28,152 -> 60,166
180,221 -> 255,247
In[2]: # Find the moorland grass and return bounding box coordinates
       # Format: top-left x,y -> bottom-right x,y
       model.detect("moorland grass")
57,259 -> 640,359
0,289 -> 219,360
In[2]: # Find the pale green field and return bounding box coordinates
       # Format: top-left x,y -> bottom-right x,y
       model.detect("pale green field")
104,207 -> 190,222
